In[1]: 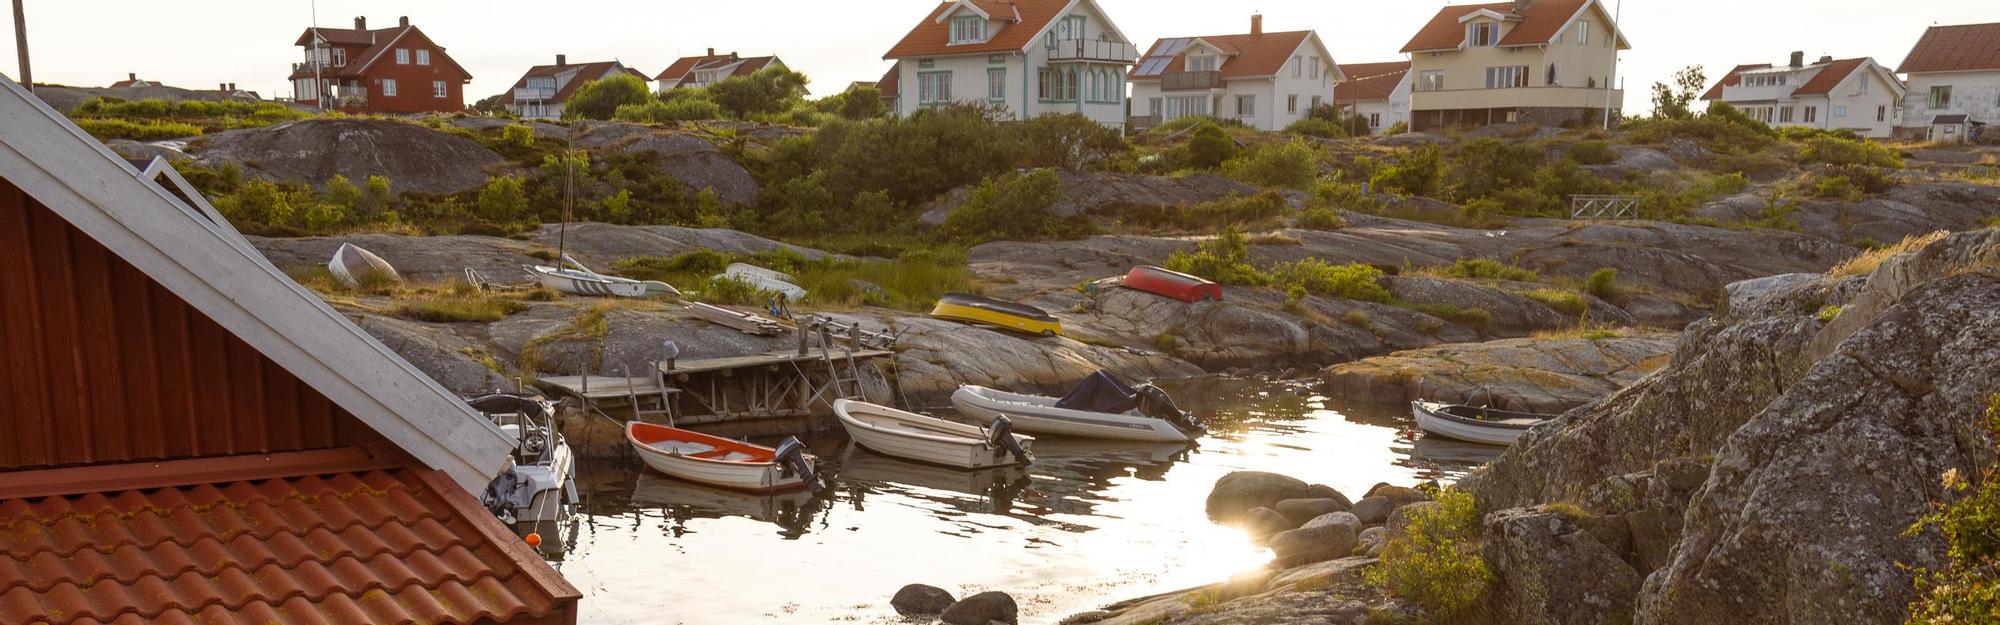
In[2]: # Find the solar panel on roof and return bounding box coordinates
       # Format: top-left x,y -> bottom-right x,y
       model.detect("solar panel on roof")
1135,58 -> 1170,77
1158,38 -> 1191,56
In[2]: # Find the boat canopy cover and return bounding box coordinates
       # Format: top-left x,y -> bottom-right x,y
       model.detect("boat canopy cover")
1056,370 -> 1141,413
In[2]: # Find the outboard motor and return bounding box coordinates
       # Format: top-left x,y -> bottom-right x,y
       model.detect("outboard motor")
773,437 -> 822,491
986,416 -> 1035,464
480,469 -> 524,525
1136,384 -> 1204,434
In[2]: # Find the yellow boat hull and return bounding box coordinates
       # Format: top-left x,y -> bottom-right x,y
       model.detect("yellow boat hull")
931,301 -> 1062,337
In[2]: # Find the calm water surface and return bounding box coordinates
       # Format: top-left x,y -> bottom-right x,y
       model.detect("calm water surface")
536,377 -> 1499,625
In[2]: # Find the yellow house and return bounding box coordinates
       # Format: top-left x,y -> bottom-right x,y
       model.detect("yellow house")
1400,0 -> 1629,132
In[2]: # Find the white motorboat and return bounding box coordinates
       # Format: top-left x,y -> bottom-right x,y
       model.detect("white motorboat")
525,254 -> 679,298
718,263 -> 808,300
327,242 -> 401,288
833,399 -> 1034,469
1410,401 -> 1553,446
627,421 -> 819,493
950,371 -> 1203,442
469,394 -> 575,524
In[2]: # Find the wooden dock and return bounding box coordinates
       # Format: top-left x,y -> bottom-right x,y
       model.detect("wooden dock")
537,347 -> 895,429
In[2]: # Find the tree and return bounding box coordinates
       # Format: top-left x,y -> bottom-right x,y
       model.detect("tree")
707,66 -> 811,118
1651,65 -> 1708,120
1018,113 -> 1127,170
563,74 -> 652,121
476,175 -> 529,222
1184,122 -> 1238,170
938,170 -> 1070,243
836,86 -> 888,120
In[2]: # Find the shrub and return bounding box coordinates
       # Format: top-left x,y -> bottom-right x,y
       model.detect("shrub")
1184,122 -> 1239,170
390,296 -> 527,323
1342,309 -> 1372,328
1371,145 -> 1442,198
1437,258 -> 1539,282
1568,140 -> 1618,165
1813,175 -> 1864,201
814,103 -> 1017,207
696,275 -> 772,306
1407,303 -> 1493,332
1297,207 -> 1347,230
562,74 -> 653,121
1583,267 -> 1626,303
1905,396 -> 2000,625
1174,190 -> 1290,232
1367,490 -> 1492,621
1271,260 -> 1391,303
833,86 -> 889,120
476,175 -> 530,223
1816,305 -> 1843,322
1446,138 -> 1545,203
1224,138 -> 1319,189
501,124 -> 536,149
74,117 -> 203,141
1165,228 -> 1268,286
706,66 -> 811,118
1383,121 -> 1409,136
213,180 -> 295,225
1797,134 -> 1903,168
1285,117 -> 1346,139
1827,230 -> 1949,279
615,98 -> 724,122
1523,289 -> 1588,315
1019,113 -> 1127,170
937,170 -> 1089,243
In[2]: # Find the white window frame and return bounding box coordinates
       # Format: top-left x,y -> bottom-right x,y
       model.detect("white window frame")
1930,85 -> 1952,110
1579,21 -> 1591,45
381,78 -> 398,96
918,71 -> 953,105
1484,65 -> 1528,89
1310,95 -> 1323,110
1417,70 -> 1445,92
1236,94 -> 1255,117
1832,105 -> 1846,118
951,16 -> 986,44
433,80 -> 447,98
1804,106 -> 1817,123
1779,106 -> 1794,123
1287,94 -> 1298,114
987,67 -> 1006,101
1292,56 -> 1304,79
1309,57 -> 1321,79
1877,106 -> 1887,122
332,48 -> 347,66
1187,54 -> 1218,72
394,49 -> 409,65
416,49 -> 431,66
1469,22 -> 1498,47
1370,113 -> 1381,128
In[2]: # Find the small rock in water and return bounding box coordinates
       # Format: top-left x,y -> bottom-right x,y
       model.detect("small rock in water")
1275,497 -> 1349,524
941,591 -> 1019,625
891,583 -> 957,616
1206,471 -> 1313,520
1242,506 -> 1296,539
1268,511 -> 1361,567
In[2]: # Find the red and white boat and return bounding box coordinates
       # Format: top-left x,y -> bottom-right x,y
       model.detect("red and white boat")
626,422 -> 819,493
1119,265 -> 1222,302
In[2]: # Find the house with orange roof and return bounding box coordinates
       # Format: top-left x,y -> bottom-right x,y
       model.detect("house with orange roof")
497,55 -> 650,120
1702,52 -> 1903,138
0,73 -> 580,625
108,72 -> 158,88
883,0 -> 1138,128
1897,22 -> 2000,142
288,15 -> 473,114
1400,0 -> 1629,132
1335,61 -> 1412,134
1127,15 -> 1342,132
655,48 -> 784,92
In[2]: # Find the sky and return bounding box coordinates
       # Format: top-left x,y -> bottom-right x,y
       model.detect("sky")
1,0 -> 1996,114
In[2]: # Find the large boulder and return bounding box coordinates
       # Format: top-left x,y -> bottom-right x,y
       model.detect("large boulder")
891,584 -> 956,616
1205,472 -> 1313,520
193,119 -> 504,194
570,122 -> 759,205
1320,333 -> 1676,413
1241,507 -> 1296,540
1484,508 -> 1644,625
941,591 -> 1019,625
1267,512 -> 1362,567
1273,498 -> 1349,525
349,313 -> 510,395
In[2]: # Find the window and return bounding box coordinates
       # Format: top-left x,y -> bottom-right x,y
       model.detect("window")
1163,95 -> 1208,119
1370,113 -> 1382,128
919,71 -> 952,105
1545,63 -> 1559,86
1833,105 -> 1846,118
1856,77 -> 1868,95
332,48 -> 347,66
381,78 -> 397,96
1779,106 -> 1794,123
1469,22 -> 1499,47
1804,106 -> 1817,123
1037,68 -> 1076,101
1187,55 -> 1218,72
1292,56 -> 1304,79
1311,95 -> 1323,110
919,59 -> 935,69
1417,70 -> 1445,92
988,68 -> 1006,101
432,80 -> 447,98
1288,95 -> 1298,114
416,49 -> 431,66
1309,57 -> 1321,79
1484,65 -> 1528,89
1236,94 -> 1255,117
1579,21 -> 1591,45
1148,97 -> 1162,115
1878,106 -> 1887,122
1930,85 -> 1952,109
989,54 -> 1007,65
394,49 -> 409,65
951,16 -> 986,43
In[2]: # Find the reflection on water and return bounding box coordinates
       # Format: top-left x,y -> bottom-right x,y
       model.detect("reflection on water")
547,377 -> 1495,625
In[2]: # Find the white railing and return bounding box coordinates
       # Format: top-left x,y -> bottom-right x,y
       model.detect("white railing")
513,87 -> 557,101
1570,195 -> 1640,219
1049,39 -> 1137,63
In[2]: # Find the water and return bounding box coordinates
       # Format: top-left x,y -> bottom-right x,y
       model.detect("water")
535,377 -> 1500,625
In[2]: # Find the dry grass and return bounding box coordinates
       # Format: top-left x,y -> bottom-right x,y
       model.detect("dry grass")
389,296 -> 526,323
1245,231 -> 1304,246
1827,230 -> 1950,279
1530,324 -> 1629,341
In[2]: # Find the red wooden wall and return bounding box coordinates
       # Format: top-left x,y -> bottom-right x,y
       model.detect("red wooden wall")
0,177 -> 380,471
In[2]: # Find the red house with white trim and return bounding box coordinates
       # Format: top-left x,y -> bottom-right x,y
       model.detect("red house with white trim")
289,16 -> 472,114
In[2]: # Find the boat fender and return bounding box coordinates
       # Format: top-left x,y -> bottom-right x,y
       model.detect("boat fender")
986,416 -> 1035,464
774,436 -> 823,491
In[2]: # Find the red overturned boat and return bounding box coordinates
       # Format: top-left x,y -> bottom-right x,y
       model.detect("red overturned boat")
1119,265 -> 1222,302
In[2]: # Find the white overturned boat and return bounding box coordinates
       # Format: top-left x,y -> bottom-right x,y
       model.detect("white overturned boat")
1410,401 -> 1553,446
327,242 -> 401,288
526,254 -> 679,298
469,394 -> 574,524
833,399 -> 1034,469
951,371 -> 1203,442
718,263 -> 807,300
627,421 -> 820,493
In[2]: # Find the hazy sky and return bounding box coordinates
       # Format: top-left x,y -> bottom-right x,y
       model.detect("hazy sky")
2,0 -> 1996,113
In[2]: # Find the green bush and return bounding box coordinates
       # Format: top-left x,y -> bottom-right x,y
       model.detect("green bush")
1297,207 -> 1347,230
1905,396 -> 2000,625
476,175 -> 530,223
827,86 -> 889,120
1271,259 -> 1390,303
1407,303 -> 1493,332
1165,229 -> 1269,286
1371,145 -> 1442,198
1797,134 -> 1903,168
501,124 -> 536,149
1224,138 -> 1319,189
1446,138 -> 1545,203
706,66 -> 811,118
1383,121 -> 1409,136
1814,175 -> 1864,200
563,74 -> 653,121
937,170 -> 1091,243
1018,113 -> 1128,170
1567,140 -> 1618,165
1523,289 -> 1588,315
1184,122 -> 1239,170
1438,258 -> 1540,282
1173,191 -> 1290,232
1583,267 -> 1626,303
615,98 -> 724,122
1285,117 -> 1346,139
213,180 -> 295,225
74,117 -> 203,141
1367,490 -> 1492,621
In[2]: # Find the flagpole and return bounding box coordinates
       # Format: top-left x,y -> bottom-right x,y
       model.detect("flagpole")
310,0 -> 323,111
1602,0 -> 1622,129
12,0 -> 31,91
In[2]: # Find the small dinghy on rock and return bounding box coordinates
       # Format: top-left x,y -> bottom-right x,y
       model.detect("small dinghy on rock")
627,422 -> 820,493
327,242 -> 401,288
834,399 -> 1035,469
718,263 -> 808,301
1410,401 -> 1555,446
526,254 -> 679,298
1119,265 -> 1222,302
930,292 -> 1062,337
952,371 -> 1204,442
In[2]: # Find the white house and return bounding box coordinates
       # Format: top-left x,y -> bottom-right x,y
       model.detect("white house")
1335,61 -> 1412,133
1702,53 -> 1904,138
497,55 -> 648,120
1400,0 -> 1630,132
655,49 -> 783,92
1897,22 -> 2000,142
882,0 -> 1138,128
1127,16 -> 1342,132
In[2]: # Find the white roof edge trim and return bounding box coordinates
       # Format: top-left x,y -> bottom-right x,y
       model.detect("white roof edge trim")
0,75 -> 512,495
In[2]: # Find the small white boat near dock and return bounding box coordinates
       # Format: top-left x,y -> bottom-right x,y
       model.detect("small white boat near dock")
834,399 -> 1034,469
327,242 -> 401,288
627,421 -> 820,493
1409,401 -> 1553,446
951,371 -> 1203,442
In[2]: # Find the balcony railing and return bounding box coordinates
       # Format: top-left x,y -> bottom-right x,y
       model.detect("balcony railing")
1128,114 -> 1163,131
1049,39 -> 1137,63
1161,71 -> 1222,91
513,87 -> 557,101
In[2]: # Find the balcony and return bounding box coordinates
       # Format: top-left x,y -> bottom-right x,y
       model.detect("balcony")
1049,39 -> 1137,63
1161,71 -> 1223,91
513,87 -> 557,102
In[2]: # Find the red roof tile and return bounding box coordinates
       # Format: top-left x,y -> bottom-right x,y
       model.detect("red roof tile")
1335,61 -> 1410,103
1701,63 -> 1771,101
1401,0 -> 1599,53
1793,58 -> 1868,96
877,64 -> 900,98
1898,22 -> 2000,73
885,0 -> 1071,59
291,25 -> 472,82
654,54 -> 780,83
498,61 -> 647,105
1129,31 -> 1319,81
0,451 -> 578,625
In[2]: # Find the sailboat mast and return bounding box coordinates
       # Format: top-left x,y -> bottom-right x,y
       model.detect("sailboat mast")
557,151 -> 574,265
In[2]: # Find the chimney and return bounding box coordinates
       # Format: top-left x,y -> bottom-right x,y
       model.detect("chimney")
707,47 -> 716,56
229,83 -> 237,91
1789,51 -> 1804,68
731,52 -> 740,61
398,16 -> 409,27
128,72 -> 136,81
556,54 -> 567,67
1514,0 -> 1534,12
1818,55 -> 1833,64
1250,14 -> 1263,36
220,83 -> 228,91
354,16 -> 366,30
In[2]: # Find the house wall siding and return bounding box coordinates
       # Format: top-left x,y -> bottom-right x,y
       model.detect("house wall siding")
895,1 -> 1129,127
1901,70 -> 2000,127
1408,3 -> 1622,123
0,179 -> 379,471
357,31 -> 467,113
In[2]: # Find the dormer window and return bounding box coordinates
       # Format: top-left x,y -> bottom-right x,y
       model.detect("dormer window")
1469,23 -> 1499,47
1187,54 -> 1218,72
951,16 -> 986,44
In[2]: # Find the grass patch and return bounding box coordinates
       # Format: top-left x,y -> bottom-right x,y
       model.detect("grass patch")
1403,302 -> 1493,333
1827,230 -> 1949,280
1430,258 -> 1540,282
614,247 -> 974,311
1530,324 -> 1628,341
1583,267 -> 1627,304
389,295 -> 527,323
1522,289 -> 1588,315
1367,489 -> 1492,621
1817,305 -> 1843,322
1343,309 -> 1372,329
